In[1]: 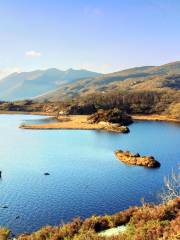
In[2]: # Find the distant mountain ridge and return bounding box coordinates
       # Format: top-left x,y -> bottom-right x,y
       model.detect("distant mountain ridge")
0,61 -> 180,101
0,68 -> 101,100
39,61 -> 180,101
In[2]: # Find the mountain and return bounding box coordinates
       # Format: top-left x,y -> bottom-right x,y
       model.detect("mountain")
0,68 -> 101,100
39,61 -> 180,101
1,61 -> 180,102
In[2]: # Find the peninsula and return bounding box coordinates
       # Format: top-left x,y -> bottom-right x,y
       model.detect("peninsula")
20,115 -> 130,133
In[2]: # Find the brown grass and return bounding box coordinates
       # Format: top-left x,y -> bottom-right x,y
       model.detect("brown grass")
20,114 -> 180,131
20,115 -> 105,130
132,114 -> 180,123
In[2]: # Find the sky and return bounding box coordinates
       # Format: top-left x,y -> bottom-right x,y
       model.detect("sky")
0,0 -> 180,78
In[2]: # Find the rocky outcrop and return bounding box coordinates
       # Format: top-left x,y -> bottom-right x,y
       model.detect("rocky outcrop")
44,172 -> 50,176
88,108 -> 133,126
98,121 -> 130,133
115,149 -> 160,168
87,108 -> 132,133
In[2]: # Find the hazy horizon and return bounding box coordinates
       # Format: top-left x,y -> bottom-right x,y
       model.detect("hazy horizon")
1,59 -> 180,81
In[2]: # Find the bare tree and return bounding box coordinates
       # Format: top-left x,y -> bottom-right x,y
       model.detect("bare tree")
160,166 -> 180,203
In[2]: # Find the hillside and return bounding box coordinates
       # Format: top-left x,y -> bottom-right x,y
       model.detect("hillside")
0,61 -> 179,102
0,68 -> 101,101
39,61 -> 180,101
0,61 -> 179,119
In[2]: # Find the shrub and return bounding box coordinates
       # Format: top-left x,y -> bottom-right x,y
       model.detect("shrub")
0,228 -> 11,240
16,198 -> 180,240
88,108 -> 133,125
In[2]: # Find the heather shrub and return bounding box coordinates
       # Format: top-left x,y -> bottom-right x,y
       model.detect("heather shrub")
0,228 -> 11,240
73,230 -> 104,240
111,207 -> 137,227
16,198 -> 180,240
60,217 -> 82,238
81,215 -> 112,232
135,220 -> 169,240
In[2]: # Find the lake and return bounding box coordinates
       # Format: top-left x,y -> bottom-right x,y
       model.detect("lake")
0,114 -> 179,235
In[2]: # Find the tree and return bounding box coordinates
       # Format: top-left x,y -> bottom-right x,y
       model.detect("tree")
160,166 -> 180,203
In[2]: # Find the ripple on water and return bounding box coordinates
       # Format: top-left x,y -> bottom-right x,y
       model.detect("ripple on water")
0,115 -> 179,234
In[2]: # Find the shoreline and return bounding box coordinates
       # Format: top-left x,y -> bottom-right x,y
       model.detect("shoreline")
0,110 -> 55,116
6,198 -> 180,239
0,111 -> 179,124
21,114 -> 180,131
20,115 -> 105,130
132,114 -> 180,123
20,115 -> 129,133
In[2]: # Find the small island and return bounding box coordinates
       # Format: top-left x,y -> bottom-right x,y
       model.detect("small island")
115,149 -> 160,168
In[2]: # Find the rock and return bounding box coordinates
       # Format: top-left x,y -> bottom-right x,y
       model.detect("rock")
118,126 -> 130,133
124,151 -> 130,156
97,121 -> 130,133
87,109 -> 132,133
44,172 -> 50,176
111,123 -> 121,127
107,125 -> 130,133
98,121 -> 111,127
88,108 -> 133,126
1,205 -> 8,209
134,153 -> 140,157
115,150 -> 160,168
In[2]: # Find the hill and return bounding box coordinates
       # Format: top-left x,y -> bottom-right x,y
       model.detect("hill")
0,68 -> 101,101
39,61 -> 180,101
0,61 -> 179,119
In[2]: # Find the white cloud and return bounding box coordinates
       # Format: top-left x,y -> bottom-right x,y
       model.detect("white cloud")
0,67 -> 21,80
26,50 -> 42,57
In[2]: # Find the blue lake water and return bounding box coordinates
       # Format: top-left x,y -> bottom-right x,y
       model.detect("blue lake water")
0,114 -> 179,235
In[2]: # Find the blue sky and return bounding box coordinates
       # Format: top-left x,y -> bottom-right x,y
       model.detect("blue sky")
0,0 -> 180,77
